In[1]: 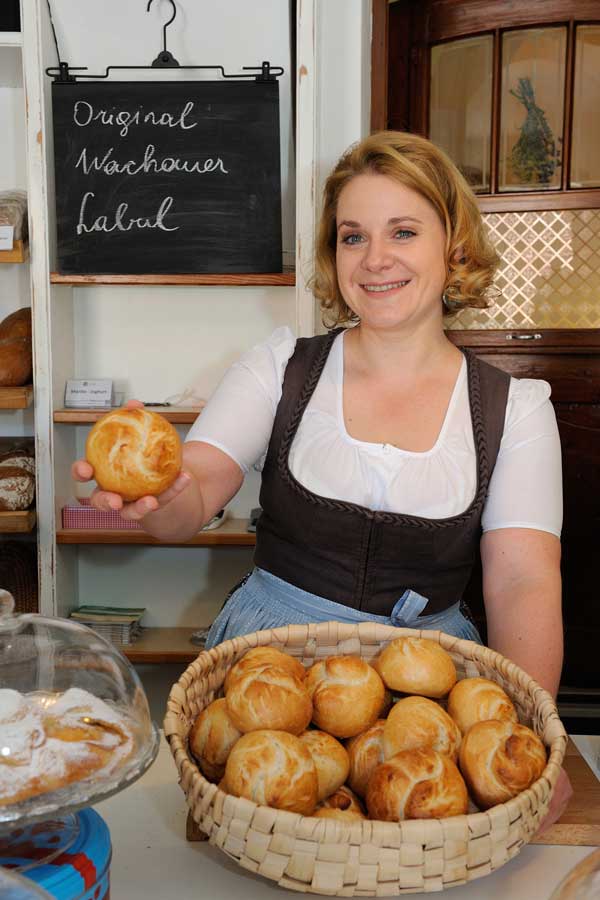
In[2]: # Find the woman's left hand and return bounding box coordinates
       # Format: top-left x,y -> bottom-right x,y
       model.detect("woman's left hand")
536,767 -> 573,836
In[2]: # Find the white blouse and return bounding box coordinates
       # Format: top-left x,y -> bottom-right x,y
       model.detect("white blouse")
186,327 -> 563,537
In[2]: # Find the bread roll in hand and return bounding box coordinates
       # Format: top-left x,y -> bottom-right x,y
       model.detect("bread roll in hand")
85,407 -> 182,502
447,676 -> 518,734
459,719 -> 547,810
373,636 -> 457,698
225,729 -> 318,815
366,748 -> 468,821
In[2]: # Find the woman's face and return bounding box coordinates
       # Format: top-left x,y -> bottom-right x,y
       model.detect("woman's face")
335,173 -> 448,332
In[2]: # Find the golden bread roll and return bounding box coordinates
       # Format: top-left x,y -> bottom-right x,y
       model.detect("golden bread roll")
447,676 -> 518,734
298,730 -> 350,801
373,637 -> 457,698
305,655 -> 385,739
188,698 -> 243,783
459,719 -> 547,810
312,806 -> 366,821
225,664 -> 312,735
224,729 -> 318,815
224,646 -> 306,694
318,784 -> 365,816
346,719 -> 386,798
85,407 -> 182,502
383,695 -> 462,762
366,748 -> 468,821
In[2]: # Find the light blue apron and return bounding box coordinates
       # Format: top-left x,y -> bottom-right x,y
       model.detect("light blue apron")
205,567 -> 483,648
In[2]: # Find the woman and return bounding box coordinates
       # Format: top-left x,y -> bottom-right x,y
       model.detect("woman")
73,130 -> 570,826
77,131 -> 563,694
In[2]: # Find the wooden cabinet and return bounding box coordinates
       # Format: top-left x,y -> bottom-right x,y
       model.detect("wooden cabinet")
449,329 -> 600,695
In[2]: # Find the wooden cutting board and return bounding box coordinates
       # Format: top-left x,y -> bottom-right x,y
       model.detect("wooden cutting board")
532,738 -> 600,846
186,738 -> 600,846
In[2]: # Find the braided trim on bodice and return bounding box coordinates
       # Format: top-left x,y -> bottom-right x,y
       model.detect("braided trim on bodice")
275,329 -> 490,530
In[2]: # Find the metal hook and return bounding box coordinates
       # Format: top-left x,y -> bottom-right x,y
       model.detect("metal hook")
147,0 -> 180,67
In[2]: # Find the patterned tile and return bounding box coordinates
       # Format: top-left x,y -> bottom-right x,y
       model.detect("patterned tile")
448,209 -> 600,329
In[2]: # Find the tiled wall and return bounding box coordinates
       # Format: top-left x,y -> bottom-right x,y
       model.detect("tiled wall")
448,209 -> 600,329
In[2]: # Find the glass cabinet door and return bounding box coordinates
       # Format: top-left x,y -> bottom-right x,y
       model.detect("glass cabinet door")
499,27 -> 566,192
430,36 -> 493,192
571,25 -> 600,189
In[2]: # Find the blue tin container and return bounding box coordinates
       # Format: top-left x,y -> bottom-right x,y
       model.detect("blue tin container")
0,809 -> 111,900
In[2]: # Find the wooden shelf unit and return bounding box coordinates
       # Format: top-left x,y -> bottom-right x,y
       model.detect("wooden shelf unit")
0,385 -> 33,409
54,406 -> 201,424
50,271 -> 295,286
117,627 -> 202,664
0,240 -> 29,263
0,509 -> 36,532
56,517 -> 255,546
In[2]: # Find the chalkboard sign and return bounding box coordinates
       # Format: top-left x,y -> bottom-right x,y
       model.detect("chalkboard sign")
0,1 -> 20,30
52,81 -> 282,274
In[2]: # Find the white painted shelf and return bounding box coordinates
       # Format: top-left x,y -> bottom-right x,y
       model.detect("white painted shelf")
0,32 -> 22,47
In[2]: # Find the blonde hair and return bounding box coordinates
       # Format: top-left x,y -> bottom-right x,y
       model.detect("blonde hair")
312,131 -> 500,327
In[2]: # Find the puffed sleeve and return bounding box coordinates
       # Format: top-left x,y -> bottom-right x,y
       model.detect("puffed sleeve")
184,326 -> 296,473
481,378 -> 562,537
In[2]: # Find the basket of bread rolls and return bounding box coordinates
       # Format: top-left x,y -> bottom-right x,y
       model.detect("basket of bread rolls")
164,622 -> 567,895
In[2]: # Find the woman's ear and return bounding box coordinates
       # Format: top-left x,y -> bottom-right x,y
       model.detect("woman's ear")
452,246 -> 465,264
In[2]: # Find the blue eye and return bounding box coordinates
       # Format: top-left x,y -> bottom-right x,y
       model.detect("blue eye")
341,233 -> 363,245
394,229 -> 415,239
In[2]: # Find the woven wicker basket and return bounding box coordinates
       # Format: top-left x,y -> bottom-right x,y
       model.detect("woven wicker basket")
164,621 -> 567,896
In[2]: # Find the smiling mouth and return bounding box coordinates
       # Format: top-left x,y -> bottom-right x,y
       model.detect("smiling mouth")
361,280 -> 410,293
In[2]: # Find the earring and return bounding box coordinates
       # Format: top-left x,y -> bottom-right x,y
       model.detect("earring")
442,293 -> 462,312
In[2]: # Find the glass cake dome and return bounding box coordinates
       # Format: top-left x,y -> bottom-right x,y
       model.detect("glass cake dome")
0,867 -> 54,900
0,589 -> 159,829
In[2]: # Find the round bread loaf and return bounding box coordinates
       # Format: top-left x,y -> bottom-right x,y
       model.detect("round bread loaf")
188,698 -> 243,783
317,783 -> 365,816
305,655 -> 385,739
298,729 -> 350,801
0,309 -> 33,386
0,466 -> 34,511
346,719 -> 386,798
447,676 -> 518,734
85,407 -> 182,502
224,729 -> 318,815
383,695 -> 462,761
224,646 -> 306,695
366,747 -> 469,821
459,719 -> 547,810
225,664 -> 312,735
373,636 -> 457,698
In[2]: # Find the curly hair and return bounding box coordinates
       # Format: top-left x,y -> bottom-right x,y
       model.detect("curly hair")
311,131 -> 500,327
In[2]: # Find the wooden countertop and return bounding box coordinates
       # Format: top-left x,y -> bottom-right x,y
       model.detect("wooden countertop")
532,737 -> 600,846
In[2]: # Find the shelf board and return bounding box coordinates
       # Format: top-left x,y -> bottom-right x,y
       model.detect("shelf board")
56,517 -> 255,546
0,241 -> 29,264
0,509 -> 36,533
0,32 -> 22,47
50,271 -> 295,286
117,627 -> 203,664
54,406 -> 201,424
0,385 -> 33,409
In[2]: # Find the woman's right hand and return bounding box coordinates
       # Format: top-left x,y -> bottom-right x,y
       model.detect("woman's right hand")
70,400 -> 192,523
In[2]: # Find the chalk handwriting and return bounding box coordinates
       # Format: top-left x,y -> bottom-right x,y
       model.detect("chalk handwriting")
76,192 -> 180,235
75,145 -> 228,177
73,100 -> 198,137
